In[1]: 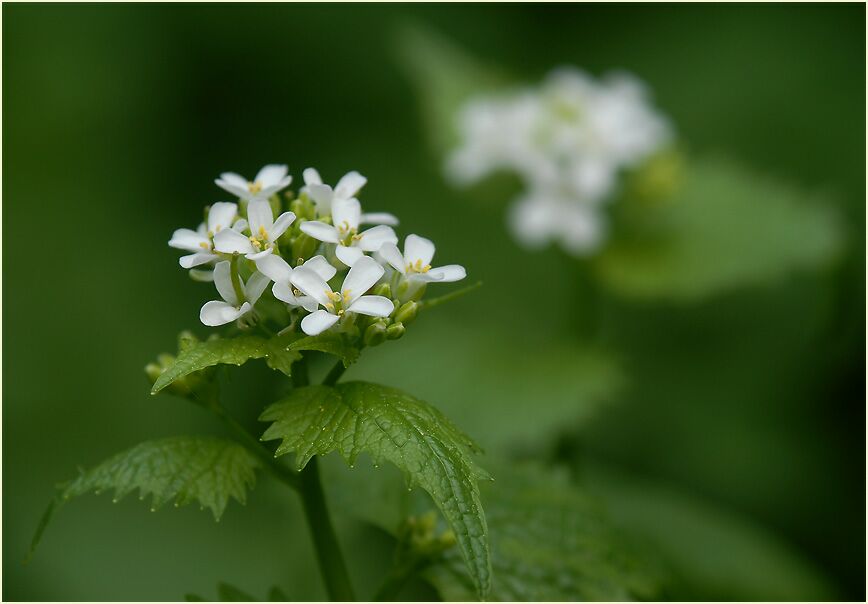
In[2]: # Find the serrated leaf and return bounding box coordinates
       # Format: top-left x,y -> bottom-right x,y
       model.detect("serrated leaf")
397,23 -> 509,153
30,437 -> 261,559
286,333 -> 359,367
151,335 -> 271,393
63,436 -> 260,517
259,381 -> 492,599
424,463 -> 664,601
595,157 -> 844,301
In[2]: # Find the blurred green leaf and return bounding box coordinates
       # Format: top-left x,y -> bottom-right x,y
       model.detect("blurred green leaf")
595,157 -> 843,301
358,324 -> 624,453
425,462 -> 665,601
585,463 -> 837,600
396,23 -> 509,153
185,581 -> 286,601
30,437 -> 260,558
259,381 -> 492,599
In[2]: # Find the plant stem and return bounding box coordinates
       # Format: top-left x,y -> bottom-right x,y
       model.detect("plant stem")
298,457 -> 356,601
322,360 -> 346,386
209,402 -> 300,491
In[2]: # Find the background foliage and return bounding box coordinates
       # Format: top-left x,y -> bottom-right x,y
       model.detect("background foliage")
3,3 -> 864,600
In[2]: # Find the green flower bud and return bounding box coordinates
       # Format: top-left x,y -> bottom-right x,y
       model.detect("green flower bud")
394,301 -> 418,325
406,281 -> 427,302
364,321 -> 388,347
386,322 -> 405,340
373,282 -> 392,298
290,193 -> 315,221
291,231 -> 319,262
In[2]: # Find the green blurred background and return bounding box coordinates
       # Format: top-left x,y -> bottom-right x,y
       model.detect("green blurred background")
3,3 -> 864,601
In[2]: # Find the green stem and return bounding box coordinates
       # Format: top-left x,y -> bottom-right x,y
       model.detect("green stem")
418,281 -> 482,310
298,457 -> 356,601
322,360 -> 346,386
209,401 -> 300,491
229,254 -> 246,304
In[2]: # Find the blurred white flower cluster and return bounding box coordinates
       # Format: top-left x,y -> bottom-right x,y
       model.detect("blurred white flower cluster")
447,67 -> 672,255
170,165 -> 465,337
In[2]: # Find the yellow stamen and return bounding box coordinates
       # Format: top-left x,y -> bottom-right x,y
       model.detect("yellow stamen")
199,242 -> 210,250
247,181 -> 263,194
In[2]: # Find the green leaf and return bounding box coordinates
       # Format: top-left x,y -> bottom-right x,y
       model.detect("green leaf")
585,464 -> 837,600
151,335 -> 271,394
424,462 -> 664,601
260,381 -> 492,599
595,157 -> 844,301
286,333 -> 360,367
396,23 -> 509,153
30,437 -> 260,558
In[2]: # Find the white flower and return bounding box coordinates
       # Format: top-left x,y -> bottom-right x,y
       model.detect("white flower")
302,167 -> 399,225
377,234 -> 466,283
508,190 -> 606,255
215,164 -> 293,201
255,254 -> 337,313
290,256 -> 394,336
213,200 -> 296,260
200,261 -> 270,327
300,197 -> 398,267
168,202 -> 242,268
446,67 -> 671,254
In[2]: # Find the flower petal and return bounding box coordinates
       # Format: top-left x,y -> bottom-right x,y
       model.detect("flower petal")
403,234 -> 435,266
189,269 -> 215,282
348,295 -> 394,317
332,198 -> 361,231
255,254 -> 293,283
356,225 -> 398,252
270,211 -> 296,240
301,310 -> 340,336
334,171 -> 367,200
169,228 -> 209,252
179,252 -> 218,269
261,176 -> 292,197
273,281 -> 300,305
300,221 -> 340,243
213,260 -> 238,306
360,212 -> 399,226
299,295 -> 320,313
291,266 -> 333,307
376,242 -> 406,273
214,228 -> 255,255
200,300 -> 247,327
207,202 -> 239,234
244,271 -> 271,305
245,247 -> 275,261
423,264 -> 466,282
303,255 -> 337,282
247,200 -> 274,235
303,167 -> 322,186
232,218 -> 249,232
335,244 -> 366,268
255,164 -> 288,187
341,256 -> 384,305
215,172 -> 250,199
308,184 -> 334,208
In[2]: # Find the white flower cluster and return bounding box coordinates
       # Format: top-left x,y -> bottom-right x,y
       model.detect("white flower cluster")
169,165 -> 466,337
447,67 -> 672,255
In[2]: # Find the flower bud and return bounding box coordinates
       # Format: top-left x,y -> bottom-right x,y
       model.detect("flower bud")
290,194 -> 315,221
394,301 -> 418,325
406,281 -> 427,302
373,282 -> 392,298
385,322 -> 405,340
364,321 -> 388,347
291,231 -> 319,262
